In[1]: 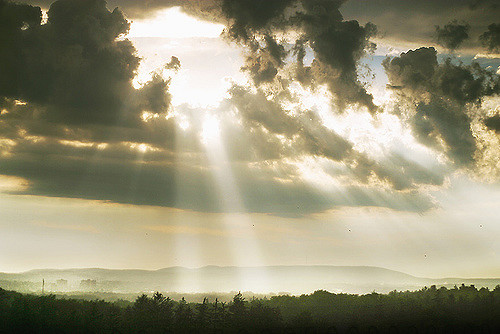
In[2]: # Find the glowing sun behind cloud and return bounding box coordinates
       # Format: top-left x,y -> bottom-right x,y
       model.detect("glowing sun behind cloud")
129,7 -> 244,108
128,7 -> 224,39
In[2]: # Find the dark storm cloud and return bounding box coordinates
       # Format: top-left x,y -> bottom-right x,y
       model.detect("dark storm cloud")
1,0 -> 133,125
228,85 -> 299,137
295,0 -> 377,112
136,75 -> 172,114
0,128 -> 436,216
221,0 -> 295,40
435,21 -> 470,51
384,47 -> 439,92
469,0 -> 499,10
384,47 -> 500,166
341,0 -> 499,53
0,99 -> 178,151
0,1 -> 182,208
0,0 -> 175,128
414,100 -> 477,166
384,48 -> 500,105
29,1 -> 176,126
241,34 -> 288,85
115,0 -> 224,21
0,99 -> 439,216
0,0 -> 175,136
223,0 -> 378,112
0,1 -> 43,98
348,153 -> 446,191
480,23 -> 500,53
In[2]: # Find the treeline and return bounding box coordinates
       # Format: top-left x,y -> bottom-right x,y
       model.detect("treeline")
1,284 -> 500,333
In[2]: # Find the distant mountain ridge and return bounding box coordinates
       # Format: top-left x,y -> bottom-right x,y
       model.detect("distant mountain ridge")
1,266 -> 499,295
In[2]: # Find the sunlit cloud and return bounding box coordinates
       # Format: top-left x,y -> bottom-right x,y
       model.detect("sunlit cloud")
0,176 -> 30,192
128,7 -> 224,39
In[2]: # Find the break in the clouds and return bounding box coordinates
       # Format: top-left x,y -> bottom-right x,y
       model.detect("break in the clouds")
1,0 -> 500,217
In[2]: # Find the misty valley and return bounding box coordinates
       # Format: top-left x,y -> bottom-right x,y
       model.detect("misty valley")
2,266 -> 500,332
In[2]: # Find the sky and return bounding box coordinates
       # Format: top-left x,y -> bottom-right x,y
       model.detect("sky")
0,0 -> 500,278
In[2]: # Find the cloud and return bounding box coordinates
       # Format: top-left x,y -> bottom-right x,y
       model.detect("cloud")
341,0 -> 499,53
435,20 -> 470,51
0,1 -> 181,208
227,84 -> 445,193
296,1 -> 378,111
0,0 -> 179,158
227,84 -> 354,161
384,47 -> 500,166
383,47 -> 439,93
480,23 -> 500,53
414,99 -> 477,166
0,0 -> 451,215
485,114 -> 500,132
384,47 -> 500,106
24,0 -> 227,26
469,0 -> 499,10
241,34 -> 287,85
1,91 -> 440,216
221,0 -> 295,40
0,132 -> 437,216
2,0 -> 135,124
165,56 -> 181,71
0,0 -> 174,127
215,0 -> 378,112
136,74 -> 172,114
25,0 -> 500,56
352,153 -> 446,191
27,0 -> 379,111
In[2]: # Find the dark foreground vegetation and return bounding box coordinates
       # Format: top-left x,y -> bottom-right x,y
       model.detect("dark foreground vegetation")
1,285 -> 500,333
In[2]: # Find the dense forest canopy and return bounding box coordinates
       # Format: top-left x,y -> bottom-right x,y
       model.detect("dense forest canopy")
1,285 -> 500,333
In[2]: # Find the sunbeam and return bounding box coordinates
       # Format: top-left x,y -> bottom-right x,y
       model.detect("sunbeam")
201,112 -> 271,292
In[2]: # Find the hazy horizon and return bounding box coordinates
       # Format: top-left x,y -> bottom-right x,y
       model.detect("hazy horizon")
5,264 -> 500,280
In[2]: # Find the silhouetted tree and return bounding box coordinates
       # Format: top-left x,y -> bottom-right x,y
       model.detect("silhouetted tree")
229,291 -> 247,329
174,297 -> 193,332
